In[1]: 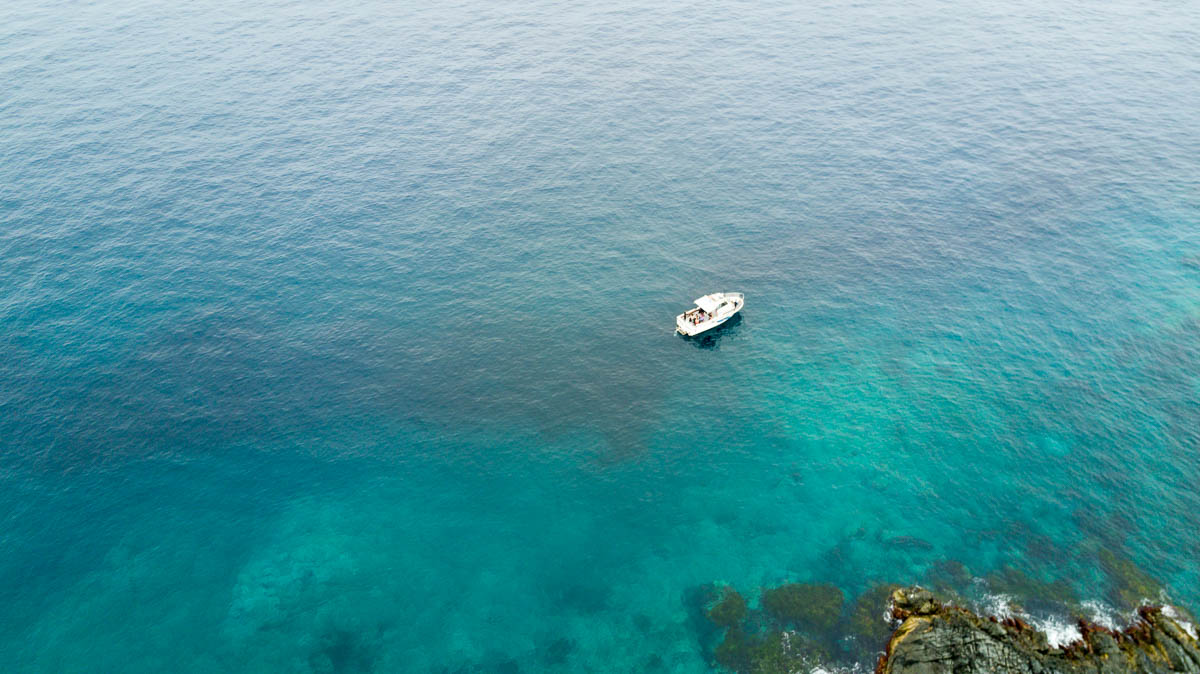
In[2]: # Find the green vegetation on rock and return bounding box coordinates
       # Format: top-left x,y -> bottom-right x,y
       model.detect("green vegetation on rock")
714,628 -> 817,674
714,627 -> 755,673
843,583 -> 901,661
707,587 -> 749,628
1098,548 -> 1163,612
761,582 -> 844,633
926,559 -> 972,593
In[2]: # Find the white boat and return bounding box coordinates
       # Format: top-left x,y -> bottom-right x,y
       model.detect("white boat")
675,292 -> 744,336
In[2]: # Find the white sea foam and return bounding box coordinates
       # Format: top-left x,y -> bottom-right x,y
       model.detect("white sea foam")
1030,615 -> 1083,648
809,663 -> 869,674
979,592 -> 1018,618
1163,605 -> 1199,640
977,592 -> 1088,648
1081,599 -> 1122,630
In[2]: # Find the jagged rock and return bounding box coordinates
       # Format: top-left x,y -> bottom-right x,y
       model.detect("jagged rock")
877,588 -> 1200,674
891,587 -> 941,618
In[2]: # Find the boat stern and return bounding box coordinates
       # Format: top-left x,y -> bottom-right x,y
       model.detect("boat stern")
675,313 -> 695,336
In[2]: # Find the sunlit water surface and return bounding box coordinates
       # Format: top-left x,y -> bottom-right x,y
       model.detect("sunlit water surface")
2,0 -> 1199,671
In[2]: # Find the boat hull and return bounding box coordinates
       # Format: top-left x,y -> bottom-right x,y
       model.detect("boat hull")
676,313 -> 736,336
675,295 -> 744,336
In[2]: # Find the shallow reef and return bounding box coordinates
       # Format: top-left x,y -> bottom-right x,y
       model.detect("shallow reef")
698,581 -> 901,673
708,587 -> 750,628
983,564 -> 1081,615
1100,548 -> 1166,613
697,582 -> 843,673
713,627 -> 819,674
843,583 -> 903,663
760,583 -> 844,634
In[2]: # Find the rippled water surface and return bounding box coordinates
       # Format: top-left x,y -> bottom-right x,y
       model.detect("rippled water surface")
2,0 -> 1199,671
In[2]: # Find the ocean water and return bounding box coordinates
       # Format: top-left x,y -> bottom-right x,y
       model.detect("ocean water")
2,0 -> 1199,671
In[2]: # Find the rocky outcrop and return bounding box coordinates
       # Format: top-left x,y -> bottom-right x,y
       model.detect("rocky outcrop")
878,588 -> 1200,674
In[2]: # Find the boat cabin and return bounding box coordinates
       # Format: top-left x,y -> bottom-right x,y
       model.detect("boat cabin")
676,292 -> 744,335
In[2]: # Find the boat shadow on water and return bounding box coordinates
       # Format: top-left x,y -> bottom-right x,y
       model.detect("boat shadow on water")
679,312 -> 744,350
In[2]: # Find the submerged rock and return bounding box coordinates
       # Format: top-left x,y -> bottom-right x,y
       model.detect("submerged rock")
1099,548 -> 1165,613
843,583 -> 903,663
707,587 -> 749,628
714,627 -> 826,674
760,582 -> 844,633
877,587 -> 1200,674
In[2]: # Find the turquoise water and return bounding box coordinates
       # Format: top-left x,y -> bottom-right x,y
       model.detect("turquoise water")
2,0 -> 1199,670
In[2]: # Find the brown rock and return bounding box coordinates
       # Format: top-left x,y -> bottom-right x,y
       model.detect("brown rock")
877,587 -> 1200,674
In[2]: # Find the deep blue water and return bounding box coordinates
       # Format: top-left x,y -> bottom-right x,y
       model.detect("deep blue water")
2,0 -> 1200,671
